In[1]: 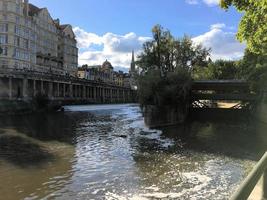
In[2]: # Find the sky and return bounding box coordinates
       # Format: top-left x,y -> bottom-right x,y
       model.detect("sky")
30,0 -> 246,71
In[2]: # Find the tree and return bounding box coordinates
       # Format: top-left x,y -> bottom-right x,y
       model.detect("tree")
237,49 -> 267,91
137,25 -> 210,106
220,0 -> 267,55
137,25 -> 210,76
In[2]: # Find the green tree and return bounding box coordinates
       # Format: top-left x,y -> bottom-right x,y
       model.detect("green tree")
137,25 -> 209,106
237,49 -> 267,91
137,25 -> 210,76
220,0 -> 267,55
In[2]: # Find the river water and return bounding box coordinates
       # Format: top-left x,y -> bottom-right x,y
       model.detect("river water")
0,104 -> 267,200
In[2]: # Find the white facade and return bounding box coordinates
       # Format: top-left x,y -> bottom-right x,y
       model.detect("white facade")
0,0 -> 78,76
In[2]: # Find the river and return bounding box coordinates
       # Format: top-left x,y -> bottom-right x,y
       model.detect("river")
0,104 -> 267,200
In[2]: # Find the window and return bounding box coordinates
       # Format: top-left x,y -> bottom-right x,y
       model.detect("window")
0,46 -> 8,56
16,4 -> 20,14
14,25 -> 20,35
14,36 -> 20,46
0,24 -> 8,32
16,16 -> 20,24
3,2 -> 8,11
0,34 -> 8,44
22,39 -> 29,49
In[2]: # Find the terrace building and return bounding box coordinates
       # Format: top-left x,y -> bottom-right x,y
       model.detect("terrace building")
0,0 -> 78,76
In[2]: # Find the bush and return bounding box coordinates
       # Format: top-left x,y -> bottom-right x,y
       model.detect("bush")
137,68 -> 192,107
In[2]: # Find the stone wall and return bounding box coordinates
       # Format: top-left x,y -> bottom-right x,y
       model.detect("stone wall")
143,105 -> 189,128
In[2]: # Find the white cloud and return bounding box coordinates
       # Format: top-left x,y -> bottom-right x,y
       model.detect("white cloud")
73,27 -> 102,49
185,0 -> 219,6
210,23 -> 226,30
193,23 -> 246,60
202,0 -> 220,6
74,27 -> 151,68
185,0 -> 199,5
74,24 -> 245,69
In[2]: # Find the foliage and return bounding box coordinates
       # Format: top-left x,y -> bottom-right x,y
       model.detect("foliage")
220,0 -> 267,55
237,49 -> 267,91
137,25 -> 210,75
137,25 -> 204,106
137,69 -> 192,106
193,60 -> 240,80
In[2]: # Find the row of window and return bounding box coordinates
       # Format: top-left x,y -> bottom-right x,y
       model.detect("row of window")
0,34 -> 8,44
1,1 -> 22,15
14,48 -> 30,61
0,46 -> 8,56
15,25 -> 36,41
0,23 -> 8,32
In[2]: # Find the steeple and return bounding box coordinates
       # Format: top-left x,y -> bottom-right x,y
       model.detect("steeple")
130,50 -> 135,74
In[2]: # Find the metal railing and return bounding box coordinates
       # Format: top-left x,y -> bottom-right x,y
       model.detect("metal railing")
230,152 -> 267,200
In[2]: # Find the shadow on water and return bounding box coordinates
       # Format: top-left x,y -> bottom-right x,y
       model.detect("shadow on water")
154,108 -> 267,161
0,112 -> 97,144
0,133 -> 54,167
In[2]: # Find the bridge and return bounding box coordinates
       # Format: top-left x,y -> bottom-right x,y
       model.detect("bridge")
191,80 -> 259,109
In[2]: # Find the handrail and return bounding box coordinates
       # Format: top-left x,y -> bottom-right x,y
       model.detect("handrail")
230,152 -> 267,200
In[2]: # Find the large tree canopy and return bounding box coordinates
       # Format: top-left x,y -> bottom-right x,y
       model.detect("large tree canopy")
137,25 -> 210,76
220,0 -> 267,55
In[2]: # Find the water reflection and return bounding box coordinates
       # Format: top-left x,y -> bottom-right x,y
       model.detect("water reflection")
0,104 -> 266,199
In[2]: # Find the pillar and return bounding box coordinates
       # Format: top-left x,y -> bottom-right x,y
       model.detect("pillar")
83,85 -> 86,99
63,83 -> 66,98
123,90 -> 125,103
48,82 -> 53,98
94,86 -> 97,101
22,78 -> 28,99
8,77 -> 12,100
33,80 -> 36,97
110,88 -> 113,103
102,87 -> 105,103
57,82 -> 60,97
41,80 -> 44,94
70,84 -> 73,98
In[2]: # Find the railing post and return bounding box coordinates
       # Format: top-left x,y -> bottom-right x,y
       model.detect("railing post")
263,169 -> 267,199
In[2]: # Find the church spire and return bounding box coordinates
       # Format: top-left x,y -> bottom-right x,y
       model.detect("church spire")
130,50 -> 135,73
132,50 -> 135,63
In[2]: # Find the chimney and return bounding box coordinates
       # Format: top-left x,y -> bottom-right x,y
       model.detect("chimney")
54,18 -> 60,25
23,0 -> 29,16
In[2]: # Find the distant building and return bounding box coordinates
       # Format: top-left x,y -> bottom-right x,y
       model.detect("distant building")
78,60 -> 132,87
78,60 -> 115,84
0,0 -> 78,76
113,70 -> 124,86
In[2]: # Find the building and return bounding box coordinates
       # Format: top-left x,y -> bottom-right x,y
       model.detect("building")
113,70 -> 124,86
0,0 -> 78,76
77,60 -> 115,84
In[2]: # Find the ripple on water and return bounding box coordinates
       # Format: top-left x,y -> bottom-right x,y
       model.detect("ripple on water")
0,104 -> 256,200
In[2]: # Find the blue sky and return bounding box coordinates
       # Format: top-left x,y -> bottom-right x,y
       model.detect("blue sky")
30,0 -> 246,70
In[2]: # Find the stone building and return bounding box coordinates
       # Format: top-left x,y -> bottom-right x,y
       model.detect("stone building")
113,70 -> 124,86
78,60 -> 116,84
0,0 -> 78,76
